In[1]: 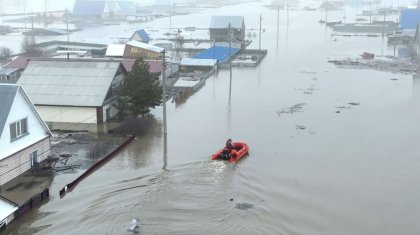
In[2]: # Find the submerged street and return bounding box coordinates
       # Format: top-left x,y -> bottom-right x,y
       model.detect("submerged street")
2,1 -> 420,234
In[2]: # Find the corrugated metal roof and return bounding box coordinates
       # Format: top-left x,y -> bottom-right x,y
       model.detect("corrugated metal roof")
400,9 -> 420,30
106,44 -> 126,57
210,16 -> 244,29
0,67 -> 20,76
193,46 -> 240,63
135,29 -> 150,43
173,79 -> 201,88
72,0 -> 106,15
126,40 -> 164,53
0,84 -> 18,135
3,56 -> 29,69
180,58 -> 217,67
17,60 -> 121,107
0,197 -> 18,223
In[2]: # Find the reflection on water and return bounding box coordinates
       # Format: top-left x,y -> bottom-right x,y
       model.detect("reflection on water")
4,1 -> 420,235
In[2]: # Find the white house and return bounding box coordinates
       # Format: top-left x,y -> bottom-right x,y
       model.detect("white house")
17,59 -> 126,132
0,84 -> 51,186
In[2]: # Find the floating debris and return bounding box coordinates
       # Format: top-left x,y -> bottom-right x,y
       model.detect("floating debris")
128,218 -> 141,234
235,203 -> 254,210
328,58 -> 419,74
296,125 -> 306,130
277,103 -> 306,116
348,102 -> 360,106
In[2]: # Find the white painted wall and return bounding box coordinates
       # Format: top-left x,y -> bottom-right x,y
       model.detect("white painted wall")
0,90 -> 49,160
36,106 -> 98,124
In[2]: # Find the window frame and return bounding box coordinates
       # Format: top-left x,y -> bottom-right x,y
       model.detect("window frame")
10,117 -> 29,142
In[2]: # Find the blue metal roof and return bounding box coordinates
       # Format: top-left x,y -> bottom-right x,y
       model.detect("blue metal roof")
400,9 -> 420,30
193,46 -> 240,63
73,0 -> 106,16
135,29 -> 150,43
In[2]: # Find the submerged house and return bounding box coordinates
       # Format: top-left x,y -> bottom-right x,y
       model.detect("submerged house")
17,60 -> 126,131
0,84 -> 51,186
209,16 -> 245,42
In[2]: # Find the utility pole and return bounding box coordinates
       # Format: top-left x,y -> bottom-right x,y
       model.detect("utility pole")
287,3 -> 290,31
161,50 -> 167,136
66,9 -> 69,42
325,9 -> 328,24
229,23 -> 232,102
382,11 -> 386,38
369,3 -> 372,24
169,0 -> 172,34
276,7 -> 279,48
259,14 -> 262,50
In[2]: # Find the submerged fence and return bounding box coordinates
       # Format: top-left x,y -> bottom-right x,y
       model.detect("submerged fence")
59,134 -> 135,197
14,188 -> 49,218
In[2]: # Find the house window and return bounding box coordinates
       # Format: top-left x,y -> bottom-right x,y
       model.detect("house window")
10,118 -> 28,141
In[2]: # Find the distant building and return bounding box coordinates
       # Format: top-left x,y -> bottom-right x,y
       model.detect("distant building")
123,40 -> 164,59
17,60 -> 126,131
129,29 -> 150,43
209,16 -> 245,42
319,1 -> 344,10
400,9 -> 420,35
0,68 -> 21,83
72,0 -> 136,18
33,41 -> 107,57
0,84 -> 51,186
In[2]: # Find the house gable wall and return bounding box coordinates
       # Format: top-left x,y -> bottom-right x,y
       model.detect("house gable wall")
0,90 -> 49,161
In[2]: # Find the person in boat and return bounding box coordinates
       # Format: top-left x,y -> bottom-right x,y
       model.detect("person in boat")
225,138 -> 234,151
220,139 -> 235,160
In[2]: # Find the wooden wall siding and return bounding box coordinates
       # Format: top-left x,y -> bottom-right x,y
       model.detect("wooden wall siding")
0,137 -> 50,186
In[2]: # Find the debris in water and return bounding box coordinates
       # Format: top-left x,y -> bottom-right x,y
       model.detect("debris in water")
296,125 -> 306,130
348,102 -> 360,106
128,218 -> 140,234
277,103 -> 306,116
235,203 -> 254,210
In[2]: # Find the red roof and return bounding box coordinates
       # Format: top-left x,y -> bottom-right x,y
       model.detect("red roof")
121,59 -> 163,73
3,56 -> 30,69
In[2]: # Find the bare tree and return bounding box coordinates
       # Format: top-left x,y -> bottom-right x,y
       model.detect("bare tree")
0,47 -> 13,65
21,36 -> 42,57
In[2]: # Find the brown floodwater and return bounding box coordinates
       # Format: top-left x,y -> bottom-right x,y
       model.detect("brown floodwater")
3,1 -> 420,235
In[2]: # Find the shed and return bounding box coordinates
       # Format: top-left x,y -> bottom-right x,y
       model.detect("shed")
106,44 -> 126,57
0,197 -> 18,229
193,46 -> 240,63
180,58 -> 217,72
209,16 -> 245,42
124,40 -> 164,59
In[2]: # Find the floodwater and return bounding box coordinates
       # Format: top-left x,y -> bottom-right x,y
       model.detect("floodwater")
3,1 -> 420,235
